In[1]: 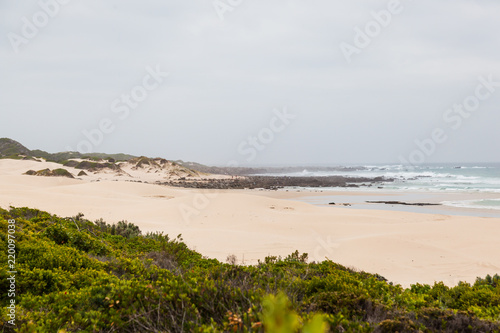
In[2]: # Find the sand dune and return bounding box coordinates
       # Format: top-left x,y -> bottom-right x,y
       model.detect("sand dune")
1,159 -> 499,287
5,156 -> 228,182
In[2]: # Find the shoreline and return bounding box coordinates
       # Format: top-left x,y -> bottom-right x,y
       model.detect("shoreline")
288,189 -> 500,218
1,159 -> 500,287
239,187 -> 500,218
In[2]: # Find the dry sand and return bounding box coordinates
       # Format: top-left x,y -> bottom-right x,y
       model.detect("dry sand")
1,159 -> 499,287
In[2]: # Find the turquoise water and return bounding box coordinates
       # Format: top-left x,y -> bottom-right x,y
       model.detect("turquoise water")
259,163 -> 500,211
441,198 -> 500,210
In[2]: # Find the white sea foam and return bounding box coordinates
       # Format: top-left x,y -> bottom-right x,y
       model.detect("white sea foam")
442,199 -> 500,210
256,164 -> 500,195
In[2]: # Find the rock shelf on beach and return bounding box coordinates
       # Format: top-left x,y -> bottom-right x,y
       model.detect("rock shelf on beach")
161,175 -> 392,190
366,200 -> 441,206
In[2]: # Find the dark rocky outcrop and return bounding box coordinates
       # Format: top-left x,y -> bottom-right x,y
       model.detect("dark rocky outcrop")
162,176 -> 392,190
366,201 -> 441,206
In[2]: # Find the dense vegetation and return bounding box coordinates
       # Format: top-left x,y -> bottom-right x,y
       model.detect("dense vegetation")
24,168 -> 75,178
0,139 -> 203,178
0,138 -> 135,163
1,207 -> 500,332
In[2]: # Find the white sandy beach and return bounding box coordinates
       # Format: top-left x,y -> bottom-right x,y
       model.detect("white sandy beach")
1,159 -> 500,288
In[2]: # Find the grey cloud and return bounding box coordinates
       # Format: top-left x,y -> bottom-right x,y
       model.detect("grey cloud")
1,0 -> 499,165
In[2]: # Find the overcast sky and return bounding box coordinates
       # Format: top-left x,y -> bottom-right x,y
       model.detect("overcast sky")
1,0 -> 500,166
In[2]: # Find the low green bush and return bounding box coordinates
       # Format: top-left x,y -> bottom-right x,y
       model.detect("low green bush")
1,207 -> 500,332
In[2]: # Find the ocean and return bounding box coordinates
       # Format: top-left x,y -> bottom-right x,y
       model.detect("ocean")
257,163 -> 500,215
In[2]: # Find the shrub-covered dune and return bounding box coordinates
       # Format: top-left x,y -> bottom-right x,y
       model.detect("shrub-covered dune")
24,168 -> 75,179
1,207 -> 500,332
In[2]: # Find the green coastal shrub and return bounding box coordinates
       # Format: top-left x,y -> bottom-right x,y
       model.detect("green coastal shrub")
23,168 -> 74,178
52,168 -> 74,178
95,219 -> 141,239
1,206 -> 500,332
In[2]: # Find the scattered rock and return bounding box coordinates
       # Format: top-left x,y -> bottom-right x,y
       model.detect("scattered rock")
366,201 -> 441,206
